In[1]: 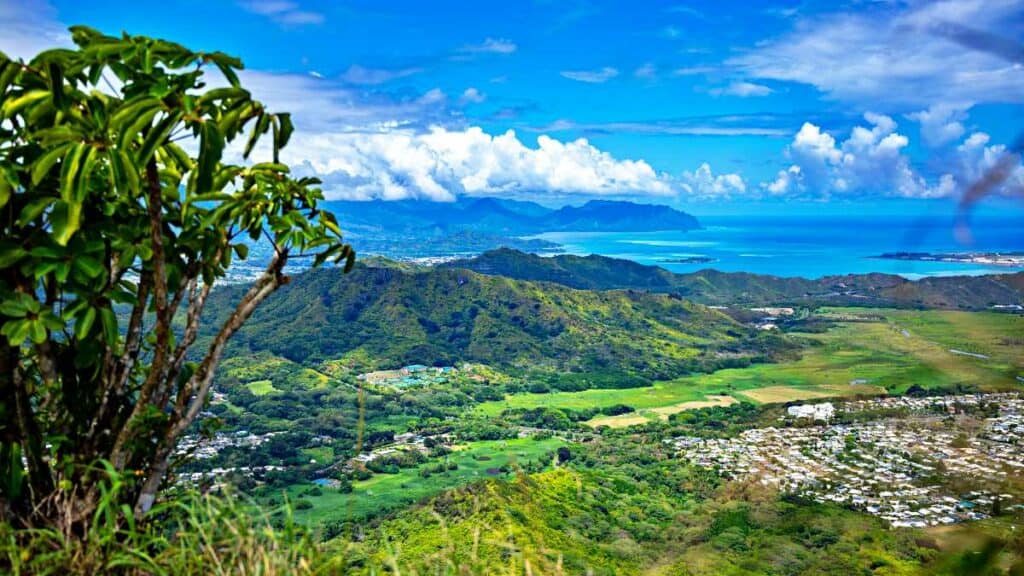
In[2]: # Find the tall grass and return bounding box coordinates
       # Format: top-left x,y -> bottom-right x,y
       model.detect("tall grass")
0,464 -> 334,575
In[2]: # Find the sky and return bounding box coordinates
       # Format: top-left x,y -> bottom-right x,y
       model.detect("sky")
3,0 -> 1024,215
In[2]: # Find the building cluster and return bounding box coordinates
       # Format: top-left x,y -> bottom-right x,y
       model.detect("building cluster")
178,465 -> 286,485
175,430 -> 281,460
350,431 -> 453,465
357,364 -> 458,389
674,393 -> 1023,528
838,393 -> 1022,416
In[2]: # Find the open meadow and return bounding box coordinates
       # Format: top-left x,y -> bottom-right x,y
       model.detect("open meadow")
477,308 -> 1023,428
276,437 -> 564,528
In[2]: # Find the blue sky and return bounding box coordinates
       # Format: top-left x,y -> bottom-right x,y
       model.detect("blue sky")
3,0 -> 1024,215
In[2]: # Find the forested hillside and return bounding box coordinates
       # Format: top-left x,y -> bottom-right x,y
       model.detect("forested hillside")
447,249 -> 1024,309
201,261 -> 793,383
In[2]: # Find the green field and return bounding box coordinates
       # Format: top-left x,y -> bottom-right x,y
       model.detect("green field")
245,379 -> 279,396
477,308 -> 1023,420
278,437 -> 564,528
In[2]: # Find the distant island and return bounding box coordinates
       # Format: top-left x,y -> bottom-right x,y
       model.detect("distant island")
659,256 -> 716,264
874,251 -> 1024,267
325,197 -> 701,236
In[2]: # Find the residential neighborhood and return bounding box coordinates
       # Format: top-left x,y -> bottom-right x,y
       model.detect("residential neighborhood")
674,393 -> 1023,528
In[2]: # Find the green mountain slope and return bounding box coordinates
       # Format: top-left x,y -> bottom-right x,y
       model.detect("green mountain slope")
202,262 -> 791,381
355,467 -> 930,576
445,249 -> 1024,309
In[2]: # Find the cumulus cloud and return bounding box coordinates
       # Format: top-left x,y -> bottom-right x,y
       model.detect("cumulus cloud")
711,81 -> 773,97
459,87 -> 486,105
561,67 -> 619,83
680,163 -> 747,198
765,165 -> 802,196
952,131 -> 1024,196
763,114 -> 944,198
731,0 -> 1024,108
240,126 -> 675,201
459,38 -> 517,54
907,103 -> 967,147
238,0 -> 324,25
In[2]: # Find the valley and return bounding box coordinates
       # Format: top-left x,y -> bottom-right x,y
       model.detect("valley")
172,250 -> 1023,574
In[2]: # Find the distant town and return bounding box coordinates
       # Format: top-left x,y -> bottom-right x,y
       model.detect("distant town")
874,251 -> 1024,267
673,393 -> 1024,529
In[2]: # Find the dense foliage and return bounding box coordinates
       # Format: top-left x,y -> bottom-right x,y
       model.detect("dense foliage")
0,28 -> 351,527
204,261 -> 795,381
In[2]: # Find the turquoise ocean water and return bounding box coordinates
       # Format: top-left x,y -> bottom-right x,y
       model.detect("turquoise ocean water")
530,214 -> 1024,279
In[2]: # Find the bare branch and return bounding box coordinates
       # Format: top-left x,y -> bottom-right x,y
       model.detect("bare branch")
133,251 -> 288,515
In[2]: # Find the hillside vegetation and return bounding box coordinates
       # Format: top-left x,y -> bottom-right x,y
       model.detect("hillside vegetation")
202,262 -> 794,383
447,249 -> 1024,309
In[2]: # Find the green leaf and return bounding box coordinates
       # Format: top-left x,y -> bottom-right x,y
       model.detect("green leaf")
0,59 -> 21,96
0,299 -> 28,317
136,110 -> 181,166
58,143 -> 87,202
0,245 -> 27,268
116,149 -> 140,194
40,310 -> 64,331
1,319 -> 31,346
194,120 -> 224,193
75,307 -> 97,340
31,142 -> 74,186
51,200 -> 82,246
99,307 -> 118,348
74,145 -> 97,203
0,177 -> 10,210
74,255 -> 104,279
47,61 -> 65,110
232,243 -> 249,260
243,112 -> 270,159
17,197 -> 54,226
0,89 -> 49,118
275,112 -> 293,150
28,320 -> 46,344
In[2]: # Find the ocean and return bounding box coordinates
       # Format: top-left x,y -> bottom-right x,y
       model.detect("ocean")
529,214 -> 1024,279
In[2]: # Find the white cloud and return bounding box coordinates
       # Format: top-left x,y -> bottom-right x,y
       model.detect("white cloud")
247,126 -> 674,201
952,131 -> 1024,196
765,165 -> 802,196
671,66 -> 717,77
238,1 -> 324,25
907,104 -> 967,147
0,0 -> 70,59
226,70 -> 457,134
340,64 -> 423,85
711,81 -> 773,97
763,114 -> 946,198
459,87 -> 486,104
560,67 -> 619,83
634,63 -> 657,80
460,38 -> 517,54
731,0 -> 1024,108
529,119 -> 789,137
680,163 -> 747,198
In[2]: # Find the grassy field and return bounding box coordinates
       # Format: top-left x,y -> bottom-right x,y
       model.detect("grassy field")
245,379 -> 279,396
278,437 -> 564,528
477,308 -> 1023,424
588,395 -> 738,428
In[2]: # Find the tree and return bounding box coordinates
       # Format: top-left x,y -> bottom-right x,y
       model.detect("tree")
0,27 -> 353,530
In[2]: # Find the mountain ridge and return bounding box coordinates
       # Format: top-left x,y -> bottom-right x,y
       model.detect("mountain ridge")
443,248 -> 1024,310
325,198 -> 701,235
